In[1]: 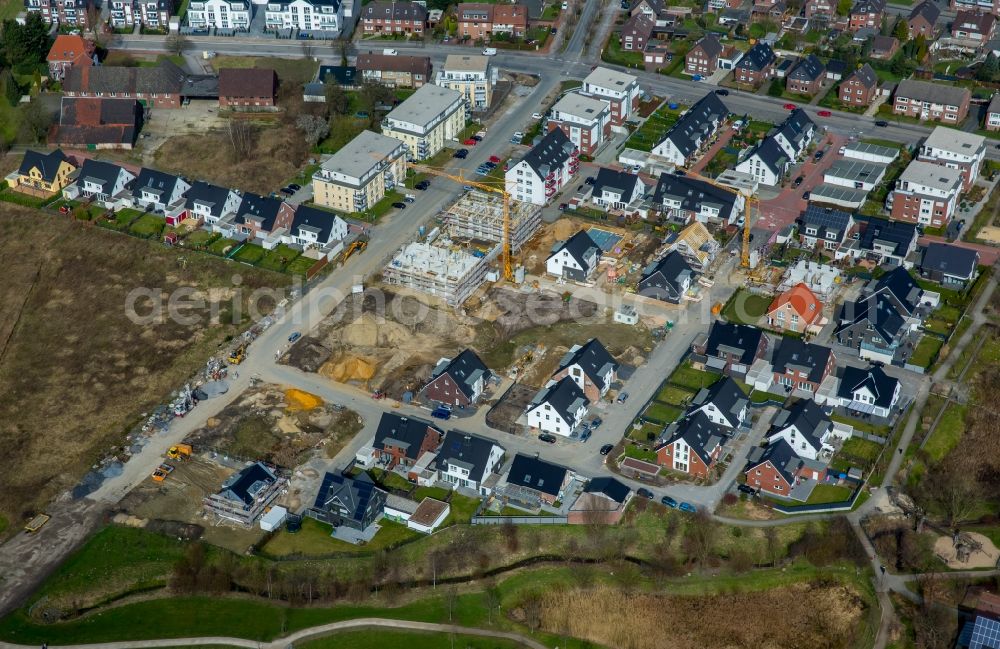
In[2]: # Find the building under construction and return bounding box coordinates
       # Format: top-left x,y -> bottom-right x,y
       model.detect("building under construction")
203,461 -> 286,528
383,241 -> 495,306
442,191 -> 541,252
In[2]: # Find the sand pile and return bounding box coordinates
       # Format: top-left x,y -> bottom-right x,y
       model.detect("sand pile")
284,388 -> 324,412
320,355 -> 377,384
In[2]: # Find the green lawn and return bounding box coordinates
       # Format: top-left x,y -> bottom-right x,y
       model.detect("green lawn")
444,495 -> 481,526
128,213 -> 166,239
805,484 -> 855,505
601,36 -> 644,69
629,421 -> 662,442
923,402 -> 966,463
749,389 -> 787,405
287,255 -> 318,277
264,517 -> 421,557
0,187 -> 57,209
643,401 -> 683,424
184,229 -> 217,247
830,414 -> 890,438
232,242 -> 267,265
256,244 -> 301,273
369,468 -> 413,492
721,289 -> 771,325
623,444 -> 658,463
624,103 -> 685,152
411,486 -> 451,502
668,363 -> 720,391
207,237 -> 240,256
97,209 -> 140,232
0,0 -> 23,19
838,437 -> 882,462
354,189 -> 402,222
923,305 -> 962,336
655,384 -> 696,406
301,630 -> 525,649
909,335 -> 943,369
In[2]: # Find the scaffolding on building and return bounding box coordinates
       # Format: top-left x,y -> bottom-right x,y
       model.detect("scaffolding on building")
441,191 -> 541,253
383,241 -> 496,306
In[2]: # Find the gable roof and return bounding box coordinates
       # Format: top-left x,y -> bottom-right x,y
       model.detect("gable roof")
837,365 -> 898,408
456,2 -> 494,20
529,376 -> 590,426
373,413 -> 443,461
654,171 -> 738,214
18,149 -> 71,182
704,321 -> 765,366
837,292 -> 905,341
789,54 -> 824,82
219,68 -> 276,99
313,472 -> 384,524
657,411 -> 726,466
772,338 -> 833,383
317,65 -> 358,87
436,430 -> 501,477
690,33 -> 723,59
556,338 -> 618,390
953,8 -> 996,34
871,35 -> 898,55
132,167 -> 185,202
909,0 -> 939,25
690,376 -> 748,424
746,136 -> 789,174
184,180 -> 235,216
519,127 -> 576,178
857,216 -> 916,257
550,229 -> 601,272
429,349 -> 490,400
776,108 -> 816,154
77,158 -> 127,193
506,454 -> 568,497
872,266 -> 921,314
845,63 -> 878,89
851,0 -> 885,14
744,438 -> 800,486
736,42 -> 776,71
584,476 -> 630,503
356,53 -> 433,78
361,0 -> 427,20
654,91 -> 730,160
920,242 -> 979,279
47,34 -> 95,65
493,4 -> 528,24
219,461 -> 277,504
55,97 -> 142,146
235,192 -> 285,231
895,79 -> 970,108
65,59 -> 188,96
641,250 -> 694,292
621,12 -> 655,40
801,204 -> 853,239
770,399 -> 830,449
768,282 -> 822,325
290,204 -> 345,244
593,167 -> 642,199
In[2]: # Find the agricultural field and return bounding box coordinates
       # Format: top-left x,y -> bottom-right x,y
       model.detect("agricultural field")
0,207 -> 288,526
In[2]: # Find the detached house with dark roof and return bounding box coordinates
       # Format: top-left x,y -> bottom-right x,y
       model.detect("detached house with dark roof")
773,108 -> 817,161
736,136 -> 790,187
837,365 -> 900,418
550,338 -> 619,402
505,127 -> 579,206
370,413 -> 444,471
204,461 -> 284,527
68,158 -> 136,206
952,9 -> 996,43
692,321 -> 769,376
686,376 -> 749,429
786,55 -> 825,96
526,376 -> 590,437
356,53 -> 433,88
546,230 -> 601,282
423,349 -> 491,407
840,216 -> 918,266
771,337 -> 836,394
765,399 -> 837,460
223,192 -> 295,248
685,34 -> 724,76
130,168 -> 190,218
908,0 -> 939,38
503,454 -> 571,505
650,91 -> 730,167
308,472 -> 387,531
799,205 -> 856,252
8,149 -> 76,196
743,439 -> 826,498
734,42 -> 776,87
620,12 -> 654,52
839,63 -> 879,107
835,267 -> 924,363
638,250 -> 694,304
919,242 -> 980,286
591,168 -> 645,210
435,430 -> 504,494
849,0 -> 884,30
655,412 -> 727,478
652,172 -> 744,225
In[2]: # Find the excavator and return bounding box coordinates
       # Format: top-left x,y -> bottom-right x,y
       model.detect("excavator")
227,344 -> 246,365
343,239 -> 368,261
167,444 -> 192,461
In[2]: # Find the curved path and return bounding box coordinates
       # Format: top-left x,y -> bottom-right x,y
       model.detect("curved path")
0,618 -> 546,649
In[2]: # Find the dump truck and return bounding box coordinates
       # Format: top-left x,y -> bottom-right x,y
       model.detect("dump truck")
24,513 -> 50,533
152,464 -> 175,482
228,344 -> 246,365
167,444 -> 192,461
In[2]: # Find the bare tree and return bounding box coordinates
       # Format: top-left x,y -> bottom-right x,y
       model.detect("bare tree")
332,38 -> 351,66
296,114 -> 329,147
483,583 -> 501,626
226,120 -> 257,160
919,461 -> 984,527
445,586 -> 458,622
301,39 -> 314,60
166,33 -> 189,57
681,511 -> 717,566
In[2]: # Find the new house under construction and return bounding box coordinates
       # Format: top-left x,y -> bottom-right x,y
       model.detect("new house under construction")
383,241 -> 495,306
442,191 -> 541,252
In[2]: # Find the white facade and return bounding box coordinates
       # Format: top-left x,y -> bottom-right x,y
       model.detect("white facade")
594,178 -> 645,209
888,161 -> 963,225
766,423 -> 827,460
438,444 -> 504,494
505,155 -> 576,206
265,0 -> 342,32
841,382 -> 900,419
918,126 -> 986,187
842,142 -> 899,165
549,93 -> 611,154
546,245 -> 597,280
736,150 -> 782,186
187,0 -> 251,30
686,400 -> 747,430
193,192 -> 241,225
580,66 -> 640,124
79,168 -> 136,204
283,215 -> 348,248
135,178 -> 190,212
526,398 -> 588,436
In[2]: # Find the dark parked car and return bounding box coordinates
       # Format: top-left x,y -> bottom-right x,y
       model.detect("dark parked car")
538,433 -> 557,444
415,180 -> 430,190
288,332 -> 302,343
431,406 -> 452,420
793,176 -> 804,188
590,417 -> 603,429
661,495 -> 678,508
715,89 -> 729,96
585,176 -> 596,185
616,391 -> 629,404
737,484 -> 757,496
637,488 -> 654,500
287,183 -> 301,191
471,134 -> 483,142
280,187 -> 295,195
580,428 -> 591,442
454,149 -> 469,158
678,502 -> 697,513
814,150 -> 824,161
874,120 -> 889,127
599,443 -> 614,455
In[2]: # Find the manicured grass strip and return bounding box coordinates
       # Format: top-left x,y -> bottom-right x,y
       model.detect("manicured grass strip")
830,414 -> 891,437
643,401 -> 682,423
655,384 -> 696,406
909,335 -> 943,369
804,484 -> 855,505
839,437 -> 882,462
667,363 -> 720,391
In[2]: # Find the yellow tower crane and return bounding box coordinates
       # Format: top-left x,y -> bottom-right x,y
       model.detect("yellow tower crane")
407,162 -> 514,282
679,169 -> 758,269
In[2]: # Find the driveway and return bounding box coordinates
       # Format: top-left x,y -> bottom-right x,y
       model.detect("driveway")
758,131 -> 846,230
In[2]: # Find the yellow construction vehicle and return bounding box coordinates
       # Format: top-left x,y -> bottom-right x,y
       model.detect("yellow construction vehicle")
407,163 -> 515,282
228,344 -> 246,365
24,513 -> 50,533
167,444 -> 192,461
151,464 -> 174,482
343,239 -> 368,261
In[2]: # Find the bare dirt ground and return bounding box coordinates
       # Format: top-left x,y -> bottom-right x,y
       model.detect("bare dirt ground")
934,532 -> 1000,569
485,384 -> 537,434
136,100 -> 229,167
0,207 -> 286,528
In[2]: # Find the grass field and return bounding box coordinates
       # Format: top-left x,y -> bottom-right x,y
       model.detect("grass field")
667,363 -> 720,391
805,484 -> 855,505
0,0 -> 22,19
830,414 -> 890,438
0,207 -> 288,524
722,289 -> 771,325
923,402 -> 967,463
838,437 -> 882,462
642,401 -> 682,423
128,213 -> 166,239
263,518 -> 420,557
212,56 -> 319,85
301,630 -> 526,649
909,335 -> 943,369
623,103 -> 684,152
655,383 -> 696,406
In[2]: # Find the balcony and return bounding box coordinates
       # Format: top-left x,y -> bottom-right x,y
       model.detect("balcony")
545,185 -> 556,197
353,194 -> 368,209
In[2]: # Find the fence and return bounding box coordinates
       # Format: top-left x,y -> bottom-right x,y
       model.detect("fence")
472,515 -> 567,525
769,483 -> 864,515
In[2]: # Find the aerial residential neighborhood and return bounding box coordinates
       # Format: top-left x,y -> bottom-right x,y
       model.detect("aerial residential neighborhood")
1,0 -> 1000,647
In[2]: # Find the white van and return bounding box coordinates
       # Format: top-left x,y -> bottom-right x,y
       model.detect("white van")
482,47 -> 497,56
383,48 -> 398,56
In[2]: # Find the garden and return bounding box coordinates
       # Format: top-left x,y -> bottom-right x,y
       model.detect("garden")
623,102 -> 685,152
721,288 -> 771,326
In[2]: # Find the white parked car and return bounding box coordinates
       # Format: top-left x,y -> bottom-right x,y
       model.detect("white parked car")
532,112 -> 543,119
383,48 -> 398,56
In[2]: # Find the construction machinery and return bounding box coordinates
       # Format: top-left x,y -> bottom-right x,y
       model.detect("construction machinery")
681,169 -> 757,269
24,513 -> 50,533
407,162 -> 515,282
343,239 -> 367,261
151,464 -> 174,482
228,343 -> 246,365
167,444 -> 193,461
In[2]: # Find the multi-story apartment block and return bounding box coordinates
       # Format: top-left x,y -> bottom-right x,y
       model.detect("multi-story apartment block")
187,0 -> 251,30
382,84 -> 466,160
888,160 -> 963,227
356,53 -> 432,87
918,126 -> 985,192
893,79 -> 970,125
312,130 -> 408,214
435,54 -> 495,111
24,0 -> 91,26
580,66 -> 640,126
505,127 -> 579,205
360,0 -> 425,35
265,0 -> 342,33
547,92 -> 612,156
109,0 -> 171,29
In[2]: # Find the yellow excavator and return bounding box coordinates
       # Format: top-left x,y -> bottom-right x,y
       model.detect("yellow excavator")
228,344 -> 246,365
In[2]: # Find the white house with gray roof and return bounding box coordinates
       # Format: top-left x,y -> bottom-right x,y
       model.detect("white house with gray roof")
548,92 -> 612,156
505,127 -> 578,205
651,91 -> 729,167
917,126 -> 986,192
526,376 -> 590,437
579,66 -> 640,126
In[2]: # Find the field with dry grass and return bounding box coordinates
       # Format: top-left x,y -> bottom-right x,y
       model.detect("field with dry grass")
0,207 -> 288,526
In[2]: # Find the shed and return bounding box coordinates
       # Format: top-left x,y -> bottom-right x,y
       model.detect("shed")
259,505 -> 288,531
407,498 -> 450,533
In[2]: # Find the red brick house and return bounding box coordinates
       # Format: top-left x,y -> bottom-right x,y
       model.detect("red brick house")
742,439 -> 824,497
63,60 -> 185,109
492,4 -> 528,36
371,413 -> 444,472
456,3 -> 495,40
620,12 -> 654,52
870,35 -> 899,60
231,192 -> 294,241
46,34 -> 95,82
892,79 -> 970,125
786,54 -> 825,96
733,42 -> 776,87
849,0 -> 884,31
804,0 -> 834,19
951,9 -> 996,44
839,63 -> 878,107
770,338 -> 835,395
24,0 -> 92,28
361,1 -> 426,35
685,33 -> 723,76
422,349 -> 491,407
654,412 -> 726,478
907,0 -> 939,38
219,68 -> 277,109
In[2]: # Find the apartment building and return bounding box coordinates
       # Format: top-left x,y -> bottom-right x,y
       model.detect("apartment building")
505,127 -> 579,205
950,0 -> 1000,16
187,0 -> 251,30
382,83 -> 466,160
109,0 -> 172,28
917,126 -> 986,192
356,53 -> 432,88
849,0 -> 884,30
547,92 -> 611,156
435,54 -> 495,111
360,0 -> 425,34
580,66 -> 640,126
312,130 -> 408,213
24,0 -> 91,26
265,0 -> 342,33
454,2 -> 527,39
888,160 -> 963,227
893,79 -> 970,125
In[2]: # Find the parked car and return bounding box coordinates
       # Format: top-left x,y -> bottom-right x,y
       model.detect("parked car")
392,202 -> 407,209
550,27 -> 557,34
783,103 -> 797,110
599,443 -> 614,455
454,149 -> 469,158
415,180 -> 430,190
471,134 -> 483,142
287,183 -> 301,191
585,176 -> 596,185
590,417 -> 603,429
661,495 -> 678,508
874,120 -> 889,127
817,110 -> 832,117
532,112 -> 543,119
288,332 -> 302,343
793,176 -> 804,188
616,391 -> 629,403
737,484 -> 757,496
637,488 -> 654,500
538,432 -> 557,444
431,406 -> 452,420
489,155 -> 501,164
463,138 -> 478,146
580,428 -> 591,442
802,191 -> 810,200
404,196 -> 416,203
678,502 -> 697,513
463,185 -> 474,191
814,150 -> 824,161
558,202 -> 568,210
715,88 -> 729,96
280,187 -> 295,195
